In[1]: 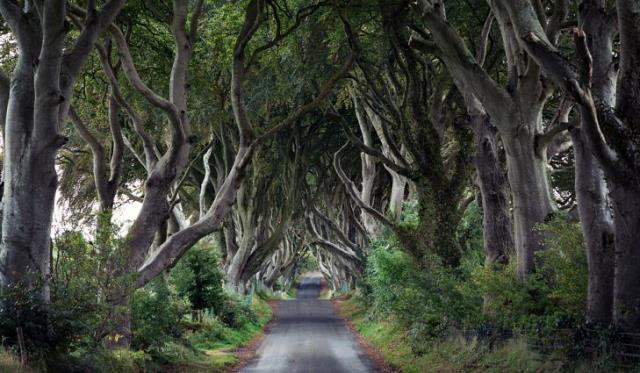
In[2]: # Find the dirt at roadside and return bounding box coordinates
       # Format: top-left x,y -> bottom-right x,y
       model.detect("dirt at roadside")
225,300 -> 277,373
332,299 -> 398,373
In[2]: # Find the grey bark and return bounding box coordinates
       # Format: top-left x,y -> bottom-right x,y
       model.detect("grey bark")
0,0 -> 126,301
574,0 -> 616,326
571,128 -> 615,325
352,93 -> 382,237
412,1 -> 556,276
472,113 -> 513,264
492,0 -> 640,331
363,104 -> 407,222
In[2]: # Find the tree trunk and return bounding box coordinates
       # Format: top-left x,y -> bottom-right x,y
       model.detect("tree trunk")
473,114 -> 513,264
353,94 -> 381,237
388,173 -> 406,221
502,127 -> 555,278
0,0 -> 125,303
0,59 -> 58,301
571,128 -> 615,325
610,186 -> 640,331
573,0 -> 617,325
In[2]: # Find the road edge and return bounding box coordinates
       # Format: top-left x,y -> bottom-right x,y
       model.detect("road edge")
225,300 -> 278,373
332,298 -> 398,373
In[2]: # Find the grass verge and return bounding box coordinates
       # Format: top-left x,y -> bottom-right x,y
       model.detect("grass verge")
337,296 -> 569,373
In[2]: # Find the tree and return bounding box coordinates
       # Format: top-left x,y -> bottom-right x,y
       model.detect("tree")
411,0 -> 564,278
335,2 -> 473,267
0,0 -> 126,302
483,0 -> 640,333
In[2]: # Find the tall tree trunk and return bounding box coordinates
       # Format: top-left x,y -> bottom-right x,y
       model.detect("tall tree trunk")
364,104 -> 407,222
610,186 -> 640,330
571,128 -> 615,325
574,0 -> 616,325
1,59 -> 58,300
0,0 -> 126,303
610,0 -> 640,332
388,173 -> 406,221
413,2 -> 555,277
502,127 -> 554,278
353,94 -> 381,237
472,114 -> 513,264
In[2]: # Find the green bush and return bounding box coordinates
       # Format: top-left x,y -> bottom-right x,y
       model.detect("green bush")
364,235 -> 481,349
87,348 -> 148,373
171,243 -> 225,315
361,208 -> 588,355
131,277 -> 187,351
0,227 -> 129,356
465,216 -> 587,335
217,294 -> 257,328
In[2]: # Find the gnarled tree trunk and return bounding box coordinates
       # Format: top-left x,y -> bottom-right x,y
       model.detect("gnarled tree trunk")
472,113 -> 513,264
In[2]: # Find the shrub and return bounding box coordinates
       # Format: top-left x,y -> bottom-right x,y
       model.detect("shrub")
364,235 -> 481,346
88,348 -> 148,373
463,215 -> 587,338
171,243 -> 225,315
361,208 -> 588,356
0,226 -> 131,361
131,277 -> 187,351
217,294 -> 256,328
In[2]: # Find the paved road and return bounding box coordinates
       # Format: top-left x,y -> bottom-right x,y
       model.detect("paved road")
241,275 -> 377,373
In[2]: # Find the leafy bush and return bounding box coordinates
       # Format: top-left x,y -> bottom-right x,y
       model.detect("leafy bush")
131,277 -> 187,351
364,235 -> 481,348
171,243 -> 225,315
217,294 -> 257,328
87,348 -> 148,373
361,208 -> 588,356
464,216 -> 587,336
0,226 -> 131,356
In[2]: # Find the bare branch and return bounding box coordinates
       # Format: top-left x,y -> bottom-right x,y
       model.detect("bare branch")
109,25 -> 184,146
333,143 -> 394,228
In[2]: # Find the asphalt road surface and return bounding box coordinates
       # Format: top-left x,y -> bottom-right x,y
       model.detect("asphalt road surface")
241,275 -> 377,373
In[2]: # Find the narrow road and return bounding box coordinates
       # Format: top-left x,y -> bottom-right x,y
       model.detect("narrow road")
241,275 -> 377,373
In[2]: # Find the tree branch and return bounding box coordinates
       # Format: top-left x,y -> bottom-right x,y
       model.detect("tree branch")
333,142 -> 394,228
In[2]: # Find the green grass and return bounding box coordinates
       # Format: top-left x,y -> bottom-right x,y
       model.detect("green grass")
0,347 -> 33,373
0,297 -> 273,373
83,297 -> 272,373
338,297 -> 568,373
178,296 -> 272,371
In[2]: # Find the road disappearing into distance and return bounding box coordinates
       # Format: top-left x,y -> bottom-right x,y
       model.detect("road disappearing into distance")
241,275 -> 377,373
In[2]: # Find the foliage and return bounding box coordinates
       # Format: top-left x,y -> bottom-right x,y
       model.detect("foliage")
339,297 -> 564,373
0,215 -> 135,362
464,216 -> 587,335
130,277 -> 187,351
0,346 -> 33,372
364,234 -> 481,349
187,295 -> 272,351
0,221 -> 269,371
86,348 -> 149,373
171,243 -> 225,314
359,212 -> 589,360
536,217 -> 588,320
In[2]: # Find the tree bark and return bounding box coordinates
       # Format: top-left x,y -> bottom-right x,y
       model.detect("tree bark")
571,128 -> 615,325
472,113 -> 513,264
412,1 -> 555,277
574,0 -> 616,326
0,0 -> 126,301
353,94 -> 382,237
502,123 -> 555,277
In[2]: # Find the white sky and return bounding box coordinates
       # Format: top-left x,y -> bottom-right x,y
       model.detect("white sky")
52,188 -> 143,238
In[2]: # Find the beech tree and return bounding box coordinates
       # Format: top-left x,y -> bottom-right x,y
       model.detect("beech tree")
335,3 -> 474,267
0,0 -> 126,302
411,0 -> 566,278
484,0 -> 640,332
